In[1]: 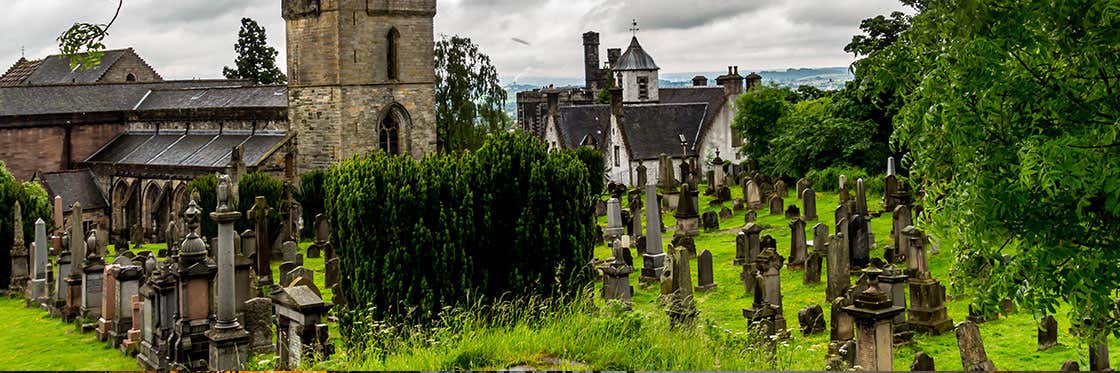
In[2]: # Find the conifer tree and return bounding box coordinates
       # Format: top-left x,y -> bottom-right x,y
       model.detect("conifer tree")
223,18 -> 286,85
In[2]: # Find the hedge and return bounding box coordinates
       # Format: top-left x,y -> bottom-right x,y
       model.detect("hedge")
298,170 -> 326,239
188,172 -> 286,239
0,162 -> 52,289
326,132 -> 599,341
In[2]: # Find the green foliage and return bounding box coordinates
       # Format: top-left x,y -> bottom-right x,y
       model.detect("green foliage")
435,35 -> 509,153
187,175 -> 218,238
571,146 -> 606,199
731,85 -> 793,160
892,0 -> 1120,340
0,163 -> 52,288
236,172 -> 286,233
805,166 -> 884,195
299,170 -> 327,239
761,97 -> 883,178
56,0 -> 121,70
844,11 -> 912,57
326,132 -> 597,343
222,18 -> 287,84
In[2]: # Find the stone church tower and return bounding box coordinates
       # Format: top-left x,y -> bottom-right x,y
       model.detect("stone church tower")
282,0 -> 437,172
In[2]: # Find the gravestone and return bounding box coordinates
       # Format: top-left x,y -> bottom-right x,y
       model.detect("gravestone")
248,197 -> 273,290
665,246 -> 699,328
97,263 -> 121,341
630,198 -> 644,238
9,202 -> 29,295
207,176 -> 252,371
1089,328 -> 1111,372
774,180 -> 788,197
839,175 -> 850,203
904,226 -> 954,334
813,223 -> 829,259
788,218 -> 808,270
1038,315 -> 1058,351
306,215 -> 332,259
641,184 -> 667,283
855,178 -> 868,215
81,230 -> 107,321
739,224 -> 763,292
325,258 -> 340,289
635,163 -> 648,189
717,186 -> 732,202
278,262 -> 297,284
956,321 -> 997,371
798,304 -> 826,336
30,219 -> 49,308
761,234 -> 777,251
911,351 -> 935,371
796,178 -> 811,200
281,241 -> 301,264
719,207 -> 733,220
830,294 -> 855,351
673,184 -> 700,238
271,285 -> 335,369
802,188 -> 818,221
826,230 -> 851,303
884,174 -> 900,211
695,249 -> 716,292
804,250 -> 822,285
599,240 -> 634,306
732,199 -> 745,212
701,212 -> 720,232
843,268 -> 905,372
768,195 -> 783,215
242,297 -> 274,355
835,204 -> 851,235
880,265 -> 913,344
1060,360 -> 1079,372
742,248 -> 788,339
744,210 -> 757,224
605,197 -> 625,241
170,200 -> 218,370
894,205 -> 913,267
848,215 -> 870,269
746,181 -> 762,209
785,205 -> 801,220
671,236 -> 696,256
283,266 -> 314,289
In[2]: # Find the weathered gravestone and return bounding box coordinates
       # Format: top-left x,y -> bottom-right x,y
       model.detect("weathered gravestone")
894,204 -> 913,266
605,197 -> 625,241
281,241 -> 301,265
739,224 -> 763,291
717,186 -> 732,202
804,250 -> 823,285
788,218 -> 808,270
743,248 -> 788,339
247,197 -> 273,289
1038,315 -> 1058,351
880,265 -> 913,344
848,215 -> 870,269
744,210 -> 757,224
695,249 -> 716,292
271,285 -> 335,370
798,304 -> 826,336
278,262 -> 297,285
665,246 -> 699,328
843,268 -> 905,372
774,180 -> 788,197
911,351 -> 935,371
599,239 -> 634,306
9,202 -> 29,295
826,229 -> 851,303
306,214 -> 332,259
674,184 -> 700,238
838,175 -> 850,203
769,195 -> 783,215
746,181 -> 762,210
242,297 -> 275,355
635,163 -> 648,190
904,226 -> 954,334
785,205 -> 801,220
208,177 -> 252,371
719,207 -> 733,220
1060,360 -> 1080,372
797,178 -> 811,200
855,178 -> 868,215
701,211 -> 720,232
802,187 -> 818,221
641,184 -> 666,283
956,321 -> 997,371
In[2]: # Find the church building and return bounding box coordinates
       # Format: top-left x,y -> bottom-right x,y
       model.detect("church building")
0,0 -> 438,243
518,30 -> 761,186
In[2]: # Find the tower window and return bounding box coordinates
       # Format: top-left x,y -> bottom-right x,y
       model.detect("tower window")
387,28 -> 400,81
380,113 -> 401,154
637,77 -> 649,100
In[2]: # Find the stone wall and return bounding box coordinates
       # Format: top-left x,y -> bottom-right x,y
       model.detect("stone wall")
100,52 -> 162,83
697,96 -> 738,169
0,122 -> 125,181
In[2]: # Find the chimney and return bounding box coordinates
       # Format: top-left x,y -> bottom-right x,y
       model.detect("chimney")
546,90 -> 561,132
716,66 -> 744,97
692,76 -> 708,87
733,66 -> 739,75
583,32 -> 601,89
609,87 -> 624,120
607,48 -> 622,69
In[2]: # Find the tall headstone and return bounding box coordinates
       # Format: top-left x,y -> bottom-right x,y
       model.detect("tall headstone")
735,231 -> 749,266
641,184 -> 666,283
171,200 -> 218,370
835,204 -> 851,235
657,153 -> 678,191
740,223 -> 763,293
884,174 -> 900,211
96,262 -> 121,341
774,180 -> 788,197
111,264 -> 143,348
746,180 -> 762,209
695,249 -> 716,292
742,248 -> 787,338
271,286 -> 335,369
604,197 -> 625,241
894,205 -> 913,267
30,219 -> 49,308
843,268 -> 904,372
635,163 -> 647,189
855,178 -> 868,215
956,321 -> 997,371
52,196 -> 64,254
81,229 -> 106,320
137,256 -> 176,370
242,297 -> 275,355
804,250 -> 823,285
629,198 -> 643,240
849,215 -> 870,269
788,218 -> 808,270
904,226 -> 954,334
803,187 -> 818,221
600,239 -> 634,306
838,175 -> 850,204
207,175 -> 251,370
9,202 -> 29,294
880,265 -> 913,344
796,178 -> 811,200
247,197 -> 273,291
827,229 -> 851,303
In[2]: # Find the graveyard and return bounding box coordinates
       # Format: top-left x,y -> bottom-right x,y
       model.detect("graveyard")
1,158 -> 1116,370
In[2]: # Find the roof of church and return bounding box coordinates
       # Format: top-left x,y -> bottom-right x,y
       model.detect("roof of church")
0,80 -> 268,117
136,85 -> 288,111
622,103 -> 708,160
558,105 -> 610,148
660,87 -> 728,132
614,37 -> 659,71
85,130 -> 289,170
0,48 -> 161,86
35,169 -> 109,212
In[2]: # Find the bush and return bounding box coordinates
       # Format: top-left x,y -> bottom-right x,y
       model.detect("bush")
298,170 -> 326,239
187,175 -> 219,238
805,166 -> 884,195
326,132 -> 598,343
0,162 -> 52,289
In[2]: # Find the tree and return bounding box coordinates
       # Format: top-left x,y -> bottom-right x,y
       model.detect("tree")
762,97 -> 879,178
731,85 -> 793,161
844,11 -> 912,57
57,0 -> 122,70
223,18 -> 287,85
893,0 -> 1120,340
435,35 -> 509,153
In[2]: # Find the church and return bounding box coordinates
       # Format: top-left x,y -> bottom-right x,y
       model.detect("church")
0,0 -> 438,242
517,30 -> 761,187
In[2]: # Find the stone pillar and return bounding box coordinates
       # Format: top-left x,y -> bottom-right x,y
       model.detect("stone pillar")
641,184 -> 666,283
30,219 -> 49,308
855,178 -> 868,215
879,265 -> 912,344
844,268 -> 904,371
207,175 -> 251,371
64,202 -> 85,321
904,226 -> 953,334
839,175 -> 850,204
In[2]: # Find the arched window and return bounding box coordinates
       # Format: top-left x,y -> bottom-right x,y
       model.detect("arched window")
387,28 -> 400,81
126,73 -> 136,82
380,113 -> 400,154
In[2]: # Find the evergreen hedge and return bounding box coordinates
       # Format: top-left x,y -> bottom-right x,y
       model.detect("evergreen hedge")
188,172 -> 285,238
326,132 -> 599,341
298,170 -> 326,239
0,162 -> 52,289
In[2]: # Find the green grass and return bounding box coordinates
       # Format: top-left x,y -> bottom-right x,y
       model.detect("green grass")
0,297 -> 135,370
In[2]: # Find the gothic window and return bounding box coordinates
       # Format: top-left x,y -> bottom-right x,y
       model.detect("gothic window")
387,28 -> 400,81
638,76 -> 649,100
380,112 -> 401,154
126,73 -> 136,82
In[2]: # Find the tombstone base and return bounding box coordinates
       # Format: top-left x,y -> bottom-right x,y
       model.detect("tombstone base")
28,279 -> 48,309
121,329 -> 141,356
908,279 -> 954,335
639,253 -> 666,284
96,318 -> 113,341
138,340 -> 169,370
694,283 -> 717,292
206,327 -> 251,371
743,306 -> 789,340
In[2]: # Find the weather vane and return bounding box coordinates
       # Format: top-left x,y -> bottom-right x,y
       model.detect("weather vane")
630,19 -> 640,36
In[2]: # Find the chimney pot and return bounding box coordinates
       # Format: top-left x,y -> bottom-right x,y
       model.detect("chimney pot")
728,66 -> 733,75
734,66 -> 739,75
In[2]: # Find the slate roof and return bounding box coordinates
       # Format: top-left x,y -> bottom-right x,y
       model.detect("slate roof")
557,105 -> 610,148
659,87 -> 728,132
0,80 -> 263,117
0,58 -> 42,87
136,86 -> 288,111
85,129 -> 288,169
3,48 -> 161,86
614,37 -> 659,71
36,169 -> 109,212
622,103 -> 708,160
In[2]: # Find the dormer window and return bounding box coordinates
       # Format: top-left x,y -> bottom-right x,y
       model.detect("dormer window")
387,28 -> 400,81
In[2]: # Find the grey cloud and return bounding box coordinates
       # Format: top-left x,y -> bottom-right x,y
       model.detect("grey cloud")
585,0 -> 774,32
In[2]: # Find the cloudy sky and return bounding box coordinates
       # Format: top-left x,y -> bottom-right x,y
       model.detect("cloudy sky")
0,0 -> 907,83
